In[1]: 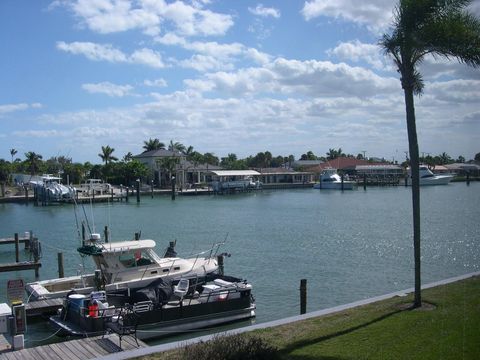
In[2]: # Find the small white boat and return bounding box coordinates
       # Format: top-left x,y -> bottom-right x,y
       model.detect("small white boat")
313,168 -> 356,190
406,166 -> 453,186
26,235 -> 221,301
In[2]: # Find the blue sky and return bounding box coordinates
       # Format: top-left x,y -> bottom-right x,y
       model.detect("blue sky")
1,0 -> 479,163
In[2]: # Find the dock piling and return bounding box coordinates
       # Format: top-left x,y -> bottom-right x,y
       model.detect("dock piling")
104,225 -> 109,243
14,233 -> 19,263
300,279 -> 307,315
136,180 -> 140,203
57,253 -> 64,278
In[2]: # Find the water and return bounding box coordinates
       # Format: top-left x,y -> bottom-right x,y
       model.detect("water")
0,182 -> 479,345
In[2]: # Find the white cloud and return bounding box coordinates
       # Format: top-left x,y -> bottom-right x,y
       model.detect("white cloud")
130,48 -> 165,68
0,103 -> 43,116
65,0 -> 233,37
248,4 -> 281,18
327,40 -> 388,70
301,0 -> 395,33
82,82 -> 134,97
56,41 -> 127,62
57,41 -> 165,68
144,78 -> 168,87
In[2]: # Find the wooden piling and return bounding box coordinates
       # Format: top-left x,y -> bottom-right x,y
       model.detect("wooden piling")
24,186 -> 29,204
151,181 -> 154,198
126,187 -> 129,202
171,176 -> 176,200
300,279 -> 307,315
135,232 -> 140,240
104,225 -> 109,243
14,233 -> 19,263
111,188 -> 114,201
341,174 -> 344,191
82,222 -> 86,243
57,253 -> 64,278
363,173 -> 367,190
136,180 -> 140,203
217,255 -> 224,276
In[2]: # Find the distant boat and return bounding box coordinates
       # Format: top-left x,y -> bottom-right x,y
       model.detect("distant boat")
313,168 -> 356,190
29,174 -> 76,201
406,165 -> 453,186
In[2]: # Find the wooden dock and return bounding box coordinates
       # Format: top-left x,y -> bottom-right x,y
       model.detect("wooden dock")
0,261 -> 41,274
25,299 -> 63,318
0,334 -> 146,359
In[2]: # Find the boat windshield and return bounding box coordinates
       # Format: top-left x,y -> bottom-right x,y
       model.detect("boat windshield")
118,250 -> 155,268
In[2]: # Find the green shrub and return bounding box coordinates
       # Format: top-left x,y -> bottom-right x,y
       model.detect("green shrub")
178,333 -> 279,360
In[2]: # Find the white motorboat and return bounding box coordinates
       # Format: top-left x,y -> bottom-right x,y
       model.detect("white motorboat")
313,168 -> 356,190
406,165 -> 453,186
29,175 -> 76,201
26,234 -> 222,301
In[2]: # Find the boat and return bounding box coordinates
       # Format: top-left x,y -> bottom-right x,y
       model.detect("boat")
26,234 -> 222,301
79,179 -> 112,196
406,165 -> 453,185
49,274 -> 256,341
29,174 -> 76,201
313,168 -> 356,190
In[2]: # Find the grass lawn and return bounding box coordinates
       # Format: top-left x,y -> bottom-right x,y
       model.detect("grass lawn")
139,276 -> 480,360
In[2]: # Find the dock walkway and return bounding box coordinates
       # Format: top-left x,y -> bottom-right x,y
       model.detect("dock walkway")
0,334 -> 146,360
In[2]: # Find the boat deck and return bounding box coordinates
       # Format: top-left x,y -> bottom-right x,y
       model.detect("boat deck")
0,334 -> 146,359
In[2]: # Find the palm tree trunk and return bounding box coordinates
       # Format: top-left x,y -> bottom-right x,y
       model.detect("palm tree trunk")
404,86 -> 422,308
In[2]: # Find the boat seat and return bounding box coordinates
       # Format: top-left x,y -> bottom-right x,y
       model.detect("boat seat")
103,305 -> 139,349
174,279 -> 189,300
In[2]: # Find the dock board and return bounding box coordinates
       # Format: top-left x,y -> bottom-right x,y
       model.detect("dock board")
0,262 -> 41,273
0,334 -> 146,359
25,299 -> 63,317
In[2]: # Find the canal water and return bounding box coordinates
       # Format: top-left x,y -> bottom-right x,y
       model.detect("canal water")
0,182 -> 478,345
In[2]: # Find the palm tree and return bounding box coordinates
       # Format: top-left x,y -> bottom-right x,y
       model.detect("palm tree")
98,145 -> 118,165
24,151 -> 43,175
143,138 -> 165,152
168,140 -> 186,154
381,0 -> 480,307
10,149 -> 17,163
123,152 -> 133,162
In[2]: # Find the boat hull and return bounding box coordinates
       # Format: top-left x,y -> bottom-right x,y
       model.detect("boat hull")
406,175 -> 453,186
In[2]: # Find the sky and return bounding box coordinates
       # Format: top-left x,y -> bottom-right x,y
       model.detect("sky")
1,0 -> 479,164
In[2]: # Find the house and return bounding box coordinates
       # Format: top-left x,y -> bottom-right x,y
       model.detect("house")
133,149 -> 221,188
255,168 -> 314,184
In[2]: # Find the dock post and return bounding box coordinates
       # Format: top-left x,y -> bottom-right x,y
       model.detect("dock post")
300,279 -> 307,315
14,233 -> 19,263
82,222 -> 86,244
134,232 -> 140,240
405,176 -> 408,187
126,187 -> 129,202
151,180 -> 154,198
111,188 -> 114,201
104,226 -> 109,243
363,173 -> 367,190
341,174 -> 344,191
466,172 -> 470,185
57,253 -> 64,278
25,231 -> 32,250
24,186 -> 29,204
171,175 -> 176,201
136,179 -> 140,203
217,255 -> 224,276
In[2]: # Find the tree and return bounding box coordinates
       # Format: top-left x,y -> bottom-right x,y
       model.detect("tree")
24,151 -> 43,175
381,0 -> 480,307
475,152 -> 480,162
123,152 -> 133,162
168,140 -> 186,154
10,149 -> 17,163
143,138 -> 165,152
98,145 -> 118,165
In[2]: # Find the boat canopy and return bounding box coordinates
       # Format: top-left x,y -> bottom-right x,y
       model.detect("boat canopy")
78,239 -> 157,256
208,170 -> 260,176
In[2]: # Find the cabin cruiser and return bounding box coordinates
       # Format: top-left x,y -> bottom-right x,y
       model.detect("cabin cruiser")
313,168 -> 356,190
29,175 -> 76,201
406,165 -> 453,185
49,275 -> 255,341
26,235 -> 222,301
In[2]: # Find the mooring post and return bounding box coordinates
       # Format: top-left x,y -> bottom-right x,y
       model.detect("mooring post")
136,179 -> 140,203
58,252 -> 64,278
151,180 -> 154,198
217,255 -> 224,276
82,222 -> 86,244
341,174 -> 344,191
14,233 -> 19,263
104,225 -> 109,243
135,232 -> 140,240
126,187 -> 129,202
25,231 -> 32,250
171,175 -> 176,201
300,279 -> 307,315
363,173 -> 367,190
24,186 -> 29,204
466,172 -> 470,185
111,188 -> 114,201
405,175 -> 408,187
